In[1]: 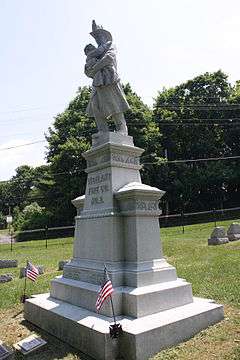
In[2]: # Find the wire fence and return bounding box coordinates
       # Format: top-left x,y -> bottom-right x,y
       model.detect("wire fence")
1,205 -> 240,253
159,206 -> 240,233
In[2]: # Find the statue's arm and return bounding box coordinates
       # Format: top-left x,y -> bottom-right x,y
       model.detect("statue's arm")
91,53 -> 113,74
84,65 -> 94,78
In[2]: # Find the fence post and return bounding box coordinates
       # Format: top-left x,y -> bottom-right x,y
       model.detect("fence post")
181,211 -> 185,234
213,208 -> 217,227
45,225 -> 48,249
10,229 -> 13,252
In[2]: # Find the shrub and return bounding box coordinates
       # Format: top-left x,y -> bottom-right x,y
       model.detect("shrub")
13,202 -> 50,231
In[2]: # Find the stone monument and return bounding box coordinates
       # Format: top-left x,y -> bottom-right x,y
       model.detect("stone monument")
227,223 -> 240,241
24,21 -> 224,360
208,226 -> 229,245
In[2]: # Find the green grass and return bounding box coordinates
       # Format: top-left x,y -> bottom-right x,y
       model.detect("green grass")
0,237 -> 73,309
161,219 -> 240,308
0,219 -> 239,359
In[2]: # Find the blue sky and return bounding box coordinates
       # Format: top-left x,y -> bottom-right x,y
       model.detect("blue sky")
0,0 -> 239,180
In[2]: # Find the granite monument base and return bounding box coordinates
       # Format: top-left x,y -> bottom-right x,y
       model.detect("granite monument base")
25,293 -> 223,360
24,132 -> 224,359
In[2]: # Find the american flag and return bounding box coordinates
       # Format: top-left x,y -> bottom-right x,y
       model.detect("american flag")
26,261 -> 39,282
96,269 -> 114,312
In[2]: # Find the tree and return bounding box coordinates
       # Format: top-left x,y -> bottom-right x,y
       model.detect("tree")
46,86 -> 94,225
0,165 -> 36,216
153,70 -> 238,213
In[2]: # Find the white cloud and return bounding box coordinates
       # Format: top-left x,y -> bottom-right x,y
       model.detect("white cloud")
0,139 -> 47,181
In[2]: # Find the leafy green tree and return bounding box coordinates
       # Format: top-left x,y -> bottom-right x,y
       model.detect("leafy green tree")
153,71 -> 237,213
0,165 -> 35,216
123,84 -> 163,186
46,86 -> 94,225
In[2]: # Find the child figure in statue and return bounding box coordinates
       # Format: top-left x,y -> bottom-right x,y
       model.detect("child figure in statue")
84,42 -> 115,86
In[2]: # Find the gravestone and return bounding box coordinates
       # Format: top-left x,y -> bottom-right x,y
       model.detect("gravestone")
0,342 -> 14,360
227,223 -> 240,241
0,274 -> 13,283
24,20 -> 224,360
208,226 -> 229,245
0,260 -> 17,269
14,335 -> 47,355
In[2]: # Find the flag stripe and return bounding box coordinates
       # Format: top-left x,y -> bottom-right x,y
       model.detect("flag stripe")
26,270 -> 38,281
96,281 -> 112,299
96,279 -> 114,311
26,262 -> 39,282
97,282 -> 112,301
96,287 -> 113,308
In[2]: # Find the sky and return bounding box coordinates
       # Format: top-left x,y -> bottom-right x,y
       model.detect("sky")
0,0 -> 239,181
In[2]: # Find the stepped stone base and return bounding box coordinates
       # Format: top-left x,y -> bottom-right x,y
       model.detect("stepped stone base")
50,276 -> 193,318
25,293 -> 223,360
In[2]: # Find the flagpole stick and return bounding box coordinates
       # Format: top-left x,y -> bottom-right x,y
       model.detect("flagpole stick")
109,295 -> 116,324
23,274 -> 27,298
104,264 -> 116,324
22,262 -> 28,303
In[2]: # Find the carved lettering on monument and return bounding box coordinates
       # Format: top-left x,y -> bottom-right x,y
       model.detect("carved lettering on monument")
87,172 -> 111,207
120,200 -> 158,212
111,153 -> 139,165
88,172 -> 111,185
136,200 -> 158,211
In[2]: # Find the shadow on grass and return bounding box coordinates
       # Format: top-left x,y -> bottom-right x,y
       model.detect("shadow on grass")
17,319 -> 93,360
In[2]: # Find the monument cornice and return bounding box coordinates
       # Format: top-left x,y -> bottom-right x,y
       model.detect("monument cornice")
83,142 -> 144,173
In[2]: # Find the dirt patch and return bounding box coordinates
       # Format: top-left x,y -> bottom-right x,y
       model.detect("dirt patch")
0,305 -> 90,359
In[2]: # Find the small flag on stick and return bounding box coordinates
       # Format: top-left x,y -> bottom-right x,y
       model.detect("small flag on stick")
21,261 -> 39,303
96,276 -> 114,312
96,265 -> 123,338
26,261 -> 39,282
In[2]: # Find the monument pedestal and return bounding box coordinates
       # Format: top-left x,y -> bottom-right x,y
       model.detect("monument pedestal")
24,132 -> 223,360
25,294 -> 223,360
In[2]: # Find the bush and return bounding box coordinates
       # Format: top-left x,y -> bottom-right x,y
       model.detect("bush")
13,202 -> 50,231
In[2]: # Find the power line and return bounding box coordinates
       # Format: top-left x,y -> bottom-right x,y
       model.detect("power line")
1,101 -> 238,115
156,103 -> 240,107
0,140 -> 46,151
2,115 -> 240,129
156,117 -> 240,121
0,168 -> 86,185
1,115 -> 240,151
157,122 -> 240,126
0,103 -> 65,115
1,118 -> 240,151
2,153 -> 240,185
0,132 -> 39,139
143,155 -> 240,165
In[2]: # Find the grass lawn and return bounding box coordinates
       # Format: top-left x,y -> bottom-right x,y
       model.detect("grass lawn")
0,219 -> 239,359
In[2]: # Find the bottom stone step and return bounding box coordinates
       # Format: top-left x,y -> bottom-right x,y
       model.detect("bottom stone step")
24,293 -> 224,360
